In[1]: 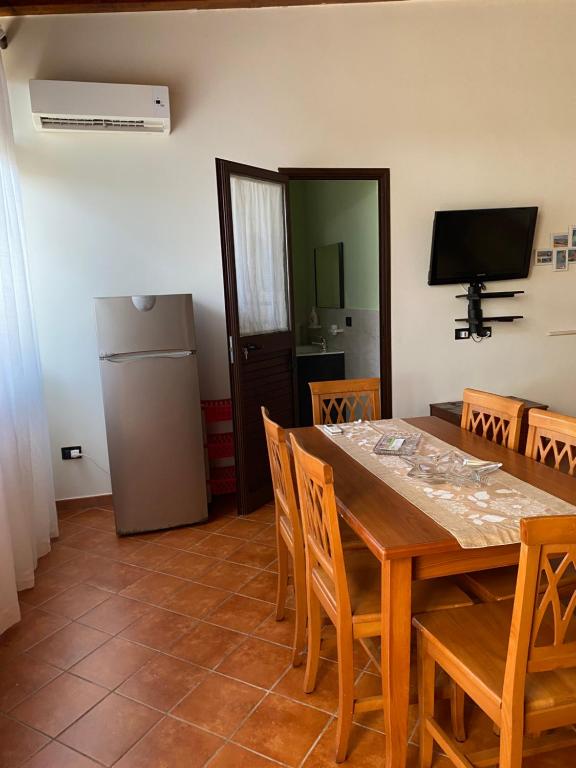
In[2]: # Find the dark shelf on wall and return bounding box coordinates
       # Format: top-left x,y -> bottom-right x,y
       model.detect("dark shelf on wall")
455,290 -> 525,300
455,315 -> 524,323
454,282 -> 525,340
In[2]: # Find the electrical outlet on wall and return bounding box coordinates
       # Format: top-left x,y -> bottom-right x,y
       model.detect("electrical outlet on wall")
62,446 -> 82,460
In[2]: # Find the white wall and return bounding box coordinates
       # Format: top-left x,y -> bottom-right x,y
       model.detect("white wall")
4,0 -> 576,499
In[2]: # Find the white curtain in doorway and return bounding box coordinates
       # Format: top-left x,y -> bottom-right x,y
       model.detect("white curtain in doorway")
230,175 -> 289,336
0,54 -> 57,634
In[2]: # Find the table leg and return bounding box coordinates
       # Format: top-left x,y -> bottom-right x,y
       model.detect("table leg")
381,557 -> 412,768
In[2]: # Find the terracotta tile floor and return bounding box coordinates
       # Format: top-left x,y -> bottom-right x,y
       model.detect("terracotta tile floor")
1,499 -> 574,767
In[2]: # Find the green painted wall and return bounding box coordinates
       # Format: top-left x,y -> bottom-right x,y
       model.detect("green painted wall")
289,180 -> 379,334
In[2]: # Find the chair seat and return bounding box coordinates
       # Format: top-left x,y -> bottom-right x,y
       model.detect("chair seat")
413,600 -> 576,716
459,566 -> 519,602
461,562 -> 576,602
313,548 -> 473,625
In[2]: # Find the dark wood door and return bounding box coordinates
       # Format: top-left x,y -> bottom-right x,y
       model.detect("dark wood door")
216,159 -> 296,515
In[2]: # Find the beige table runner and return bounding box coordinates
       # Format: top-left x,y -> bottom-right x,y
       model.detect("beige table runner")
317,419 -> 576,548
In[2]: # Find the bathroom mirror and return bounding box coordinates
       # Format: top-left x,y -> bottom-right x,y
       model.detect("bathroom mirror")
314,242 -> 344,308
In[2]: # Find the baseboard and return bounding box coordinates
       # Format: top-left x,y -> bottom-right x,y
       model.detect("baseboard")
56,494 -> 113,512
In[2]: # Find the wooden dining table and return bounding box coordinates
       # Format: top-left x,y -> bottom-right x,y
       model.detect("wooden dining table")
287,416 -> 576,768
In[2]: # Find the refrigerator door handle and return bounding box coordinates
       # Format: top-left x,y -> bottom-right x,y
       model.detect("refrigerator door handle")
100,350 -> 195,362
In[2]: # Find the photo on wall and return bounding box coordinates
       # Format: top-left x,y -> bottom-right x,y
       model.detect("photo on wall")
570,225 -> 576,248
535,249 -> 553,265
552,232 -> 569,248
554,248 -> 568,271
568,248 -> 576,263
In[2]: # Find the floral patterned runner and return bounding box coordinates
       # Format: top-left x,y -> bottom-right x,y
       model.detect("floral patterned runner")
317,418 -> 576,549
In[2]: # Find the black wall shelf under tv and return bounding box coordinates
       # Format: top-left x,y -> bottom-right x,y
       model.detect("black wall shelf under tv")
455,282 -> 524,340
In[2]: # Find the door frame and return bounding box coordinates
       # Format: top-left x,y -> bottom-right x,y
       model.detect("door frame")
278,167 -> 392,418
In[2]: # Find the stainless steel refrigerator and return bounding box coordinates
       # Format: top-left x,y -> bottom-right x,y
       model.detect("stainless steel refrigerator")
95,294 -> 208,534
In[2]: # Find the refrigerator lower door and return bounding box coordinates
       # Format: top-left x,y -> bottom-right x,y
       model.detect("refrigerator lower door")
99,351 -> 208,534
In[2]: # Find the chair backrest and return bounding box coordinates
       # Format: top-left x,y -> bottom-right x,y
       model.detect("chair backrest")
261,407 -> 303,552
503,516 -> 576,714
309,378 -> 381,425
460,388 -> 524,451
525,409 -> 576,477
290,434 -> 351,617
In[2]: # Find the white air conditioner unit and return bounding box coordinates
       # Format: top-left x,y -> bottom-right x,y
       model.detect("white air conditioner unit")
29,80 -> 170,134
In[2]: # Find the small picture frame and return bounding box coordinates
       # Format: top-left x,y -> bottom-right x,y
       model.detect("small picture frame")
570,225 -> 576,248
535,249 -> 553,265
568,248 -> 576,264
554,248 -> 568,271
552,232 -> 569,248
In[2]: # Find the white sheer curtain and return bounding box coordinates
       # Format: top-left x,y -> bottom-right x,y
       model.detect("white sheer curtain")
0,55 -> 57,634
230,175 -> 289,336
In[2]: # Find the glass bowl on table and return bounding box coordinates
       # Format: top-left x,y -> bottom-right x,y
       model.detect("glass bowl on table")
403,451 -> 502,487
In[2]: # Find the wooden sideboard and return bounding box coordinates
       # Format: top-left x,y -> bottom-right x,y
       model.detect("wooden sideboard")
429,396 -> 549,454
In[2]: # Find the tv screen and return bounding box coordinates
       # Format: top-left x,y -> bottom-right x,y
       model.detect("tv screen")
428,207 -> 538,285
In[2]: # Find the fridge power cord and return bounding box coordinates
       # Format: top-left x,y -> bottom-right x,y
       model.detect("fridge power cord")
79,452 -> 111,477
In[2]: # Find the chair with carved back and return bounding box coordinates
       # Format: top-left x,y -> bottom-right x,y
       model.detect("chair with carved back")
460,408 -> 576,604
290,434 -> 473,762
261,408 -> 366,667
460,388 -> 524,451
309,378 -> 381,425
261,407 -> 307,667
457,390 -> 525,604
526,409 -> 576,477
414,515 -> 576,768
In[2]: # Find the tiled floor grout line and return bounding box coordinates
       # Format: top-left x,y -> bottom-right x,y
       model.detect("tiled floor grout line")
2,695 -> 111,768
21,526 -> 281,616
10,596 -> 374,750
2,615 -> 76,656
18,593 -> 334,679
6,506 -> 397,768
7,638 -> 389,767
200,662 -> 297,768
13,602 -> 329,685
80,649 -> 292,767
298,714 -> 335,768
20,549 -> 280,617
51,696 -> 161,767
62,515 -> 271,544
6,620 -> 376,763
5,529 -> 286,759
19,577 -> 361,684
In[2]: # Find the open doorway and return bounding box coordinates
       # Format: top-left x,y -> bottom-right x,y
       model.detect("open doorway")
216,162 -> 390,515
285,173 -> 388,425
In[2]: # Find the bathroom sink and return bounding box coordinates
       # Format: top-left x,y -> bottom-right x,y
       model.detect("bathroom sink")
296,345 -> 343,357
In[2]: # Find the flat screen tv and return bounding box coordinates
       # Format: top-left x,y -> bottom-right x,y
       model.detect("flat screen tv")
428,207 -> 538,285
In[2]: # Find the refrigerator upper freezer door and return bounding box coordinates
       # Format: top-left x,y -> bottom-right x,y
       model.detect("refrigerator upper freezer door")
95,294 -> 196,355
99,352 -> 208,533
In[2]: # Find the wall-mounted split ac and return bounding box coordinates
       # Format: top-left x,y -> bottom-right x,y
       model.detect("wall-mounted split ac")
29,80 -> 170,134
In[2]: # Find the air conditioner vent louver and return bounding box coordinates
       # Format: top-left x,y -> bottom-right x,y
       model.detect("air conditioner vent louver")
40,117 -> 150,130
30,80 -> 170,135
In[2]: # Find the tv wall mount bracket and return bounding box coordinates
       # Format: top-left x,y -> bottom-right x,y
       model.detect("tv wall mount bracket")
454,282 -> 524,340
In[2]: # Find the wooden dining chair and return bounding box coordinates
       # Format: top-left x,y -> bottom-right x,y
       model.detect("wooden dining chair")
460,408 -> 576,604
414,515 -> 576,768
261,407 -> 307,667
290,433 -> 473,762
457,390 -> 525,604
525,409 -> 576,476
461,388 -> 524,451
261,407 -> 366,667
309,378 -> 381,425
